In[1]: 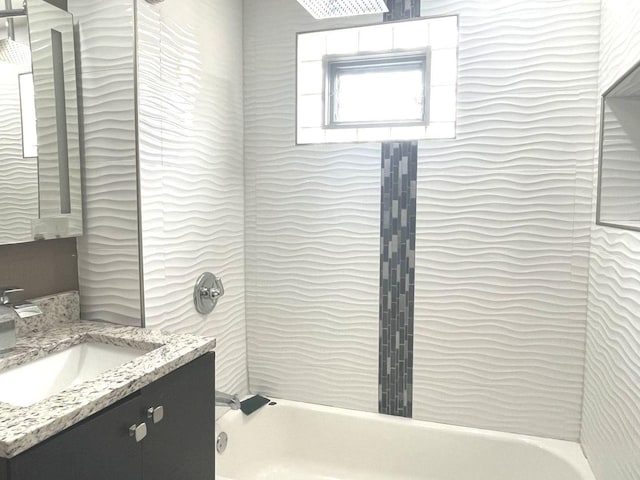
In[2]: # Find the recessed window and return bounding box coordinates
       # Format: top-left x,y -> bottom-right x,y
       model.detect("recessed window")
296,16 -> 458,144
325,52 -> 429,128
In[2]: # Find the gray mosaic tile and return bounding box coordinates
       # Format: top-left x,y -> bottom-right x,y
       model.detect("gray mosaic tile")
378,0 -> 421,419
379,141 -> 417,418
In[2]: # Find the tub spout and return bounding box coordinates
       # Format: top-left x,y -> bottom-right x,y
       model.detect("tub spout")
216,390 -> 241,410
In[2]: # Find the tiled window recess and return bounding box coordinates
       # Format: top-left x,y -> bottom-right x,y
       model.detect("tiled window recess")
296,16 -> 458,144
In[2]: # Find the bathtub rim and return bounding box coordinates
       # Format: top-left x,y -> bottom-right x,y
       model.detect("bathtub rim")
216,397 -> 597,480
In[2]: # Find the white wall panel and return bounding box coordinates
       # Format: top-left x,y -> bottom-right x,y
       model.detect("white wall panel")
0,67 -> 39,244
137,0 -> 248,400
244,0 -> 600,429
581,1 -> 640,478
244,0 -> 381,412
71,0 -> 143,326
412,0 -> 600,441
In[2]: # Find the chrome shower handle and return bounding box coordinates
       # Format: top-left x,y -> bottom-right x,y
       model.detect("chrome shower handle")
193,273 -> 225,314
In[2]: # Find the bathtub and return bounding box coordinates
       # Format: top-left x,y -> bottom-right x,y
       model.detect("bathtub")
215,399 -> 596,480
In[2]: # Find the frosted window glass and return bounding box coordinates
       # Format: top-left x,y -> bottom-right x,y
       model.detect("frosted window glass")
429,86 -> 456,122
298,127 -> 326,144
298,61 -> 323,95
357,127 -> 391,142
298,32 -> 326,61
426,122 -> 456,138
429,17 -> 458,48
299,94 -> 323,127
333,67 -> 425,124
358,24 -> 393,52
325,127 -> 358,143
430,49 -> 457,86
393,21 -> 429,49
326,29 -> 359,55
390,125 -> 427,140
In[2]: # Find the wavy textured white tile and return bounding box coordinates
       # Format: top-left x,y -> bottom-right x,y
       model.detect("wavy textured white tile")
69,0 -> 142,325
410,0 -> 599,441
77,245 -> 142,326
244,0 -> 381,412
598,0 -> 640,93
414,168 -> 590,440
0,67 -> 39,244
137,0 -> 247,399
581,1 -> 640,479
78,69 -> 139,249
245,0 -> 599,429
582,232 -> 640,480
67,0 -> 134,73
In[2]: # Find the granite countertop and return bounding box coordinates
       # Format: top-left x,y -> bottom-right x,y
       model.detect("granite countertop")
0,322 -> 216,458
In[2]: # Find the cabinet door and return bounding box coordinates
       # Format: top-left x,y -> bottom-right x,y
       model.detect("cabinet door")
9,394 -> 143,480
142,353 -> 215,480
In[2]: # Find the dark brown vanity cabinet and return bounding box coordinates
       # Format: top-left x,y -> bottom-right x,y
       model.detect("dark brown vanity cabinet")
0,353 -> 215,480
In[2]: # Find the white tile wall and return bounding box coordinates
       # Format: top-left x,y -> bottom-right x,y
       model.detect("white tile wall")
136,0 -> 248,401
245,0 -> 600,439
244,0 -> 381,412
412,0 -> 600,441
70,0 -> 143,326
581,0 -> 640,478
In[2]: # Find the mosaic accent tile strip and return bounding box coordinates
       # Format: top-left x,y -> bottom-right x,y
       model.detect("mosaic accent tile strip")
383,0 -> 420,21
378,0 -> 420,419
379,141 -> 418,417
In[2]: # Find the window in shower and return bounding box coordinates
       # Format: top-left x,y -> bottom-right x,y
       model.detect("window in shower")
325,51 -> 429,128
296,15 -> 458,144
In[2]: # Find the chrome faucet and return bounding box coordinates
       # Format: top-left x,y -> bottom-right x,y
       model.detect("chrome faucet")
0,287 -> 22,353
215,390 -> 241,410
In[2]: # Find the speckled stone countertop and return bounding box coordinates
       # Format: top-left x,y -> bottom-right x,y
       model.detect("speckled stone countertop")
0,321 -> 215,458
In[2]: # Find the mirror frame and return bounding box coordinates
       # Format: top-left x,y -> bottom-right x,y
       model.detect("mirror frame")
0,0 -> 82,245
27,0 -> 82,241
596,57 -> 640,233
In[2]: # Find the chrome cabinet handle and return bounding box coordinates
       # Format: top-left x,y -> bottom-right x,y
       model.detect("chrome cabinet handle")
129,422 -> 147,442
147,405 -> 164,424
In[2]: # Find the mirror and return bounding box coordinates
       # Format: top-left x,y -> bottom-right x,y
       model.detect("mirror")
597,59 -> 640,231
0,0 -> 82,245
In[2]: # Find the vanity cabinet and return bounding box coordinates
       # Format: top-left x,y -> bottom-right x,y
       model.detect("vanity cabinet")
0,353 -> 215,480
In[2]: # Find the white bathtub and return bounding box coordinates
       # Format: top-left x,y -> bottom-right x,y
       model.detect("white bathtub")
215,399 -> 596,480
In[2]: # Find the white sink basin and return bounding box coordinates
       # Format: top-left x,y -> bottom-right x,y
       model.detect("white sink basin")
0,342 -> 146,407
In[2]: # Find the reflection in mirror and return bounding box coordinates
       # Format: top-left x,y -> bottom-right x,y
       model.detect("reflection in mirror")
0,0 -> 82,244
0,0 -> 38,244
597,60 -> 640,231
19,72 -> 37,157
27,0 -> 82,238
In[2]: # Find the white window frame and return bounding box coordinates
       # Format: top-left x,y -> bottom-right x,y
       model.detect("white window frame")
296,15 -> 459,144
323,49 -> 431,129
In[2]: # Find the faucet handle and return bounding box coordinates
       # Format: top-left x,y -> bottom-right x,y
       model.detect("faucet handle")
0,288 -> 24,305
